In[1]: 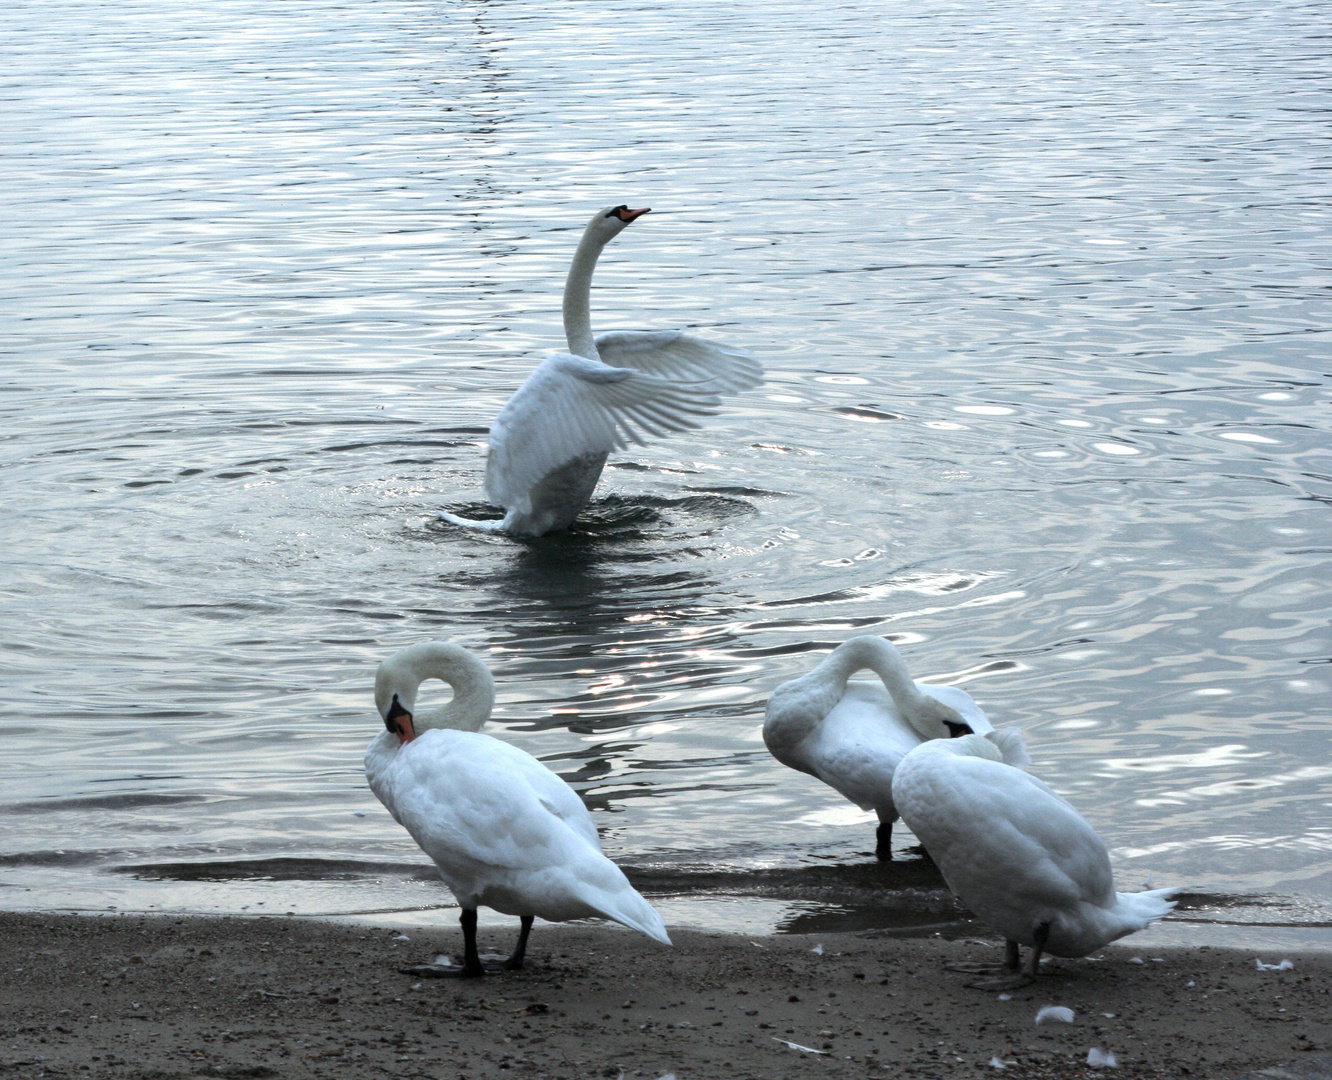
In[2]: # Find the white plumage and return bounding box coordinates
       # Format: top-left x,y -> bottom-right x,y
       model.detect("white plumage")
365,642 -> 670,978
762,635 -> 1029,859
892,733 -> 1179,988
440,205 -> 761,537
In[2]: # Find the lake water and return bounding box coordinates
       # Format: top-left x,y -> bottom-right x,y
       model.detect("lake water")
3,0 -> 1330,948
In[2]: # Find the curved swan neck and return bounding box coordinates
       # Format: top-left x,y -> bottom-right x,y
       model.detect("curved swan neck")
375,642 -> 496,734
828,636 -> 931,718
562,225 -> 609,362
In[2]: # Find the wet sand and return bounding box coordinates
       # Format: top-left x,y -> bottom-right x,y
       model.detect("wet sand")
1,912 -> 1329,1079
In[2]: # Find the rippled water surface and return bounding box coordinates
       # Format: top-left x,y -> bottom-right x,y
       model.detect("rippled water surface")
3,0 -> 1330,943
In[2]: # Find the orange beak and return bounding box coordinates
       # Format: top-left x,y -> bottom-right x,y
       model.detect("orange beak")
616,206 -> 651,223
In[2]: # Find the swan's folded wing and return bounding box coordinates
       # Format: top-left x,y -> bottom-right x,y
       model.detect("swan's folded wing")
595,330 -> 762,394
391,735 -> 602,870
486,352 -> 723,508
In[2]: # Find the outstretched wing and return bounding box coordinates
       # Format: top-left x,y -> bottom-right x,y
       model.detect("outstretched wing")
485,352 -> 723,508
595,330 -> 762,394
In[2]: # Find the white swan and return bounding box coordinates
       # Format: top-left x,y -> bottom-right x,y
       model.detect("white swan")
892,734 -> 1180,989
365,641 -> 670,977
762,635 -> 1029,859
439,205 -> 762,537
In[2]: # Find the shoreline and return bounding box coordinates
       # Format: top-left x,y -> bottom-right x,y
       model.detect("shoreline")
2,912 -> 1330,1079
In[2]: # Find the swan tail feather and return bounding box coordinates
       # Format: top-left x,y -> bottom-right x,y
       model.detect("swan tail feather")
438,510 -> 508,532
575,879 -> 671,945
1116,886 -> 1182,927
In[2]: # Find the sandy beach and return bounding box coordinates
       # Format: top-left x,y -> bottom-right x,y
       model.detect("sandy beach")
1,912 -> 1328,1080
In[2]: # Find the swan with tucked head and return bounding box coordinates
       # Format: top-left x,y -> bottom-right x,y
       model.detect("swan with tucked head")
365,642 -> 670,978
893,734 -> 1180,989
440,205 -> 761,537
763,635 -> 1029,859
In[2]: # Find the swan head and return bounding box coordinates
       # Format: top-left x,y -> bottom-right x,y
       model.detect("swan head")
375,642 -> 496,745
585,204 -> 651,245
911,693 -> 976,741
382,694 -> 415,744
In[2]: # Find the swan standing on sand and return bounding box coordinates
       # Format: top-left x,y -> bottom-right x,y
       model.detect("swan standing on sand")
762,635 -> 1029,860
440,205 -> 762,537
365,642 -> 670,977
893,734 -> 1179,989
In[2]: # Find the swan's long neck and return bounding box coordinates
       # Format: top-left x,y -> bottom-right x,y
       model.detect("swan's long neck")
376,643 -> 496,734
829,637 -> 934,727
562,226 -> 609,362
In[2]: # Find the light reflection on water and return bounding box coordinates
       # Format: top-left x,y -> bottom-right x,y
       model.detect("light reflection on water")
1,0 -> 1330,943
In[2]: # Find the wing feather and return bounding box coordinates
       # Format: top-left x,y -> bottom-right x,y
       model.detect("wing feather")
485,352 -> 723,508
595,330 -> 762,393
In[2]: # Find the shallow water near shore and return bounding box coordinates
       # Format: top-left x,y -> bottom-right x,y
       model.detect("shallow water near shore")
2,0 -> 1330,946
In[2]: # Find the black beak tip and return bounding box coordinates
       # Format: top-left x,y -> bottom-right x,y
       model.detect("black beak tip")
386,694 -> 411,732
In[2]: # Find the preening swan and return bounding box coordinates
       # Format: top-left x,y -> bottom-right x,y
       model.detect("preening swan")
892,734 -> 1180,989
762,635 -> 1029,859
440,205 -> 762,537
365,642 -> 670,977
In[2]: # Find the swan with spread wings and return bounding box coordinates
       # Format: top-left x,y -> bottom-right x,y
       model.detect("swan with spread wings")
440,206 -> 761,537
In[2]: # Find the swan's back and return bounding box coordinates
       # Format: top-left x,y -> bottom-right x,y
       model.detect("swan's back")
371,729 -> 598,863
893,741 -> 1174,955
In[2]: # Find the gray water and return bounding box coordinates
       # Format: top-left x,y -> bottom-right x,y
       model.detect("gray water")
2,0 -> 1330,947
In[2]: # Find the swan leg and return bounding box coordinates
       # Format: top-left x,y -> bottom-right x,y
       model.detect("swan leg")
498,915 -> 534,971
399,907 -> 486,979
962,927 -> 1049,991
875,820 -> 893,861
946,939 -> 1022,975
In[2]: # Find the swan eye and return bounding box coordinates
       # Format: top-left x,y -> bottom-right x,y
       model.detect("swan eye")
606,205 -> 629,219
944,720 -> 973,738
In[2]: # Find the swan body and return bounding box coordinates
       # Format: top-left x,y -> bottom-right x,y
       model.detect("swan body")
892,734 -> 1179,986
763,635 -> 1029,859
440,206 -> 762,537
365,642 -> 670,977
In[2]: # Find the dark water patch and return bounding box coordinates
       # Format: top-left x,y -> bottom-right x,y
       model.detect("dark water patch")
779,905 -> 965,936
111,857 -> 437,883
834,405 -> 906,423
4,793 -> 211,815
623,857 -> 948,904
984,637 -> 1096,658
233,457 -> 290,468
608,461 -> 674,472
0,850 -> 112,868
757,570 -> 1001,609
233,418 -> 453,431
559,494 -> 755,537
143,600 -> 288,616
324,438 -> 476,453
684,484 -> 789,498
